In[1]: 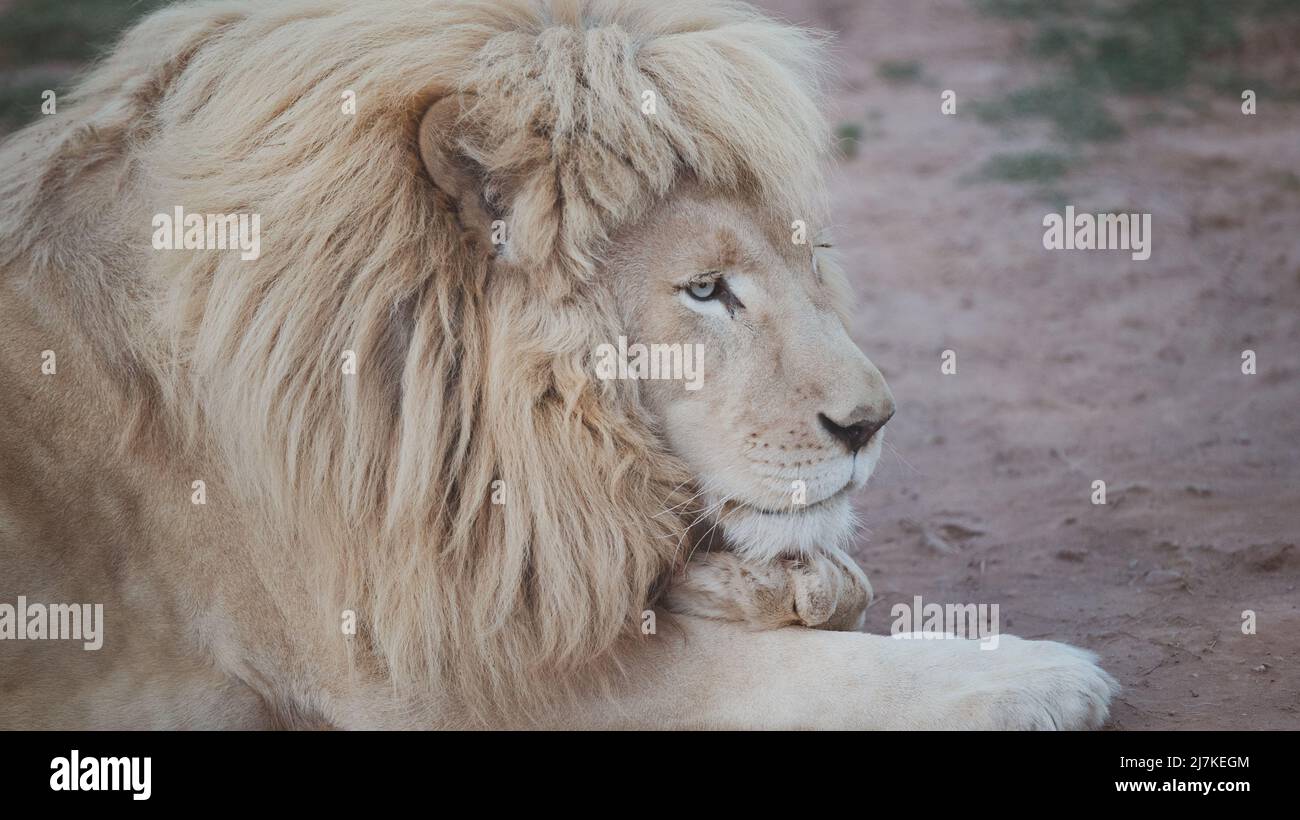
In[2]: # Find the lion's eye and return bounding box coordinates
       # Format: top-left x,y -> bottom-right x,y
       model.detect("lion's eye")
680,274 -> 744,317
688,280 -> 719,301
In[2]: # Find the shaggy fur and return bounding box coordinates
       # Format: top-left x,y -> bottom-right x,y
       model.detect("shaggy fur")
0,0 -> 832,714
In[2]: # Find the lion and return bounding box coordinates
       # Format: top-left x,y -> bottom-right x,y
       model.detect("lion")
0,0 -> 1117,729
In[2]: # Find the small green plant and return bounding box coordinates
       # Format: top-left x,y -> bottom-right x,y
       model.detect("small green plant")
976,150 -> 1071,184
973,81 -> 1124,142
877,60 -> 923,83
834,121 -> 865,159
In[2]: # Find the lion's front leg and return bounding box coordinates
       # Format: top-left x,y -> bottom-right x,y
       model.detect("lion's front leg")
663,546 -> 871,631
531,615 -> 1119,730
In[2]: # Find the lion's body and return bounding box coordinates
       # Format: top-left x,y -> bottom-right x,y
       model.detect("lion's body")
0,0 -> 1119,730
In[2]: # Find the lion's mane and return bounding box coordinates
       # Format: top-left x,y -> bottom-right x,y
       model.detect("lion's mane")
0,0 -> 830,714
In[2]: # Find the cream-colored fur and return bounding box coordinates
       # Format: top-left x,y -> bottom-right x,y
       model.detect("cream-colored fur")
666,549 -> 872,632
0,0 -> 1116,729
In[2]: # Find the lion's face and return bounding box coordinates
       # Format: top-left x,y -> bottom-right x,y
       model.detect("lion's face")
417,93 -> 889,564
605,187 -> 894,560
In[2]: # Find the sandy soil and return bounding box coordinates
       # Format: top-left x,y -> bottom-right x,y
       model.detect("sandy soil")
757,0 -> 1300,730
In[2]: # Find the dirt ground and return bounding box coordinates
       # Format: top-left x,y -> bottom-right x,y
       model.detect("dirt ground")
754,0 -> 1300,729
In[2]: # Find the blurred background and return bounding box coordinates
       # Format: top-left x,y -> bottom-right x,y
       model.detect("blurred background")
3,0 -> 1298,729
0,0 -> 170,131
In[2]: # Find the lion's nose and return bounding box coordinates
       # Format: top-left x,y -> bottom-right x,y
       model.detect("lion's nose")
818,403 -> 894,453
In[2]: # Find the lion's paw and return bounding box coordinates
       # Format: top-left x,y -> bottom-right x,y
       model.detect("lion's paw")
664,549 -> 871,631
918,635 -> 1119,730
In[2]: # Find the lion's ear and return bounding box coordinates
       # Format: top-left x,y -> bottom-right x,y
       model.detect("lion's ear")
418,95 -> 499,251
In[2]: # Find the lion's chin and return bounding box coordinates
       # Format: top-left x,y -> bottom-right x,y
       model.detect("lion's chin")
718,494 -> 857,563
